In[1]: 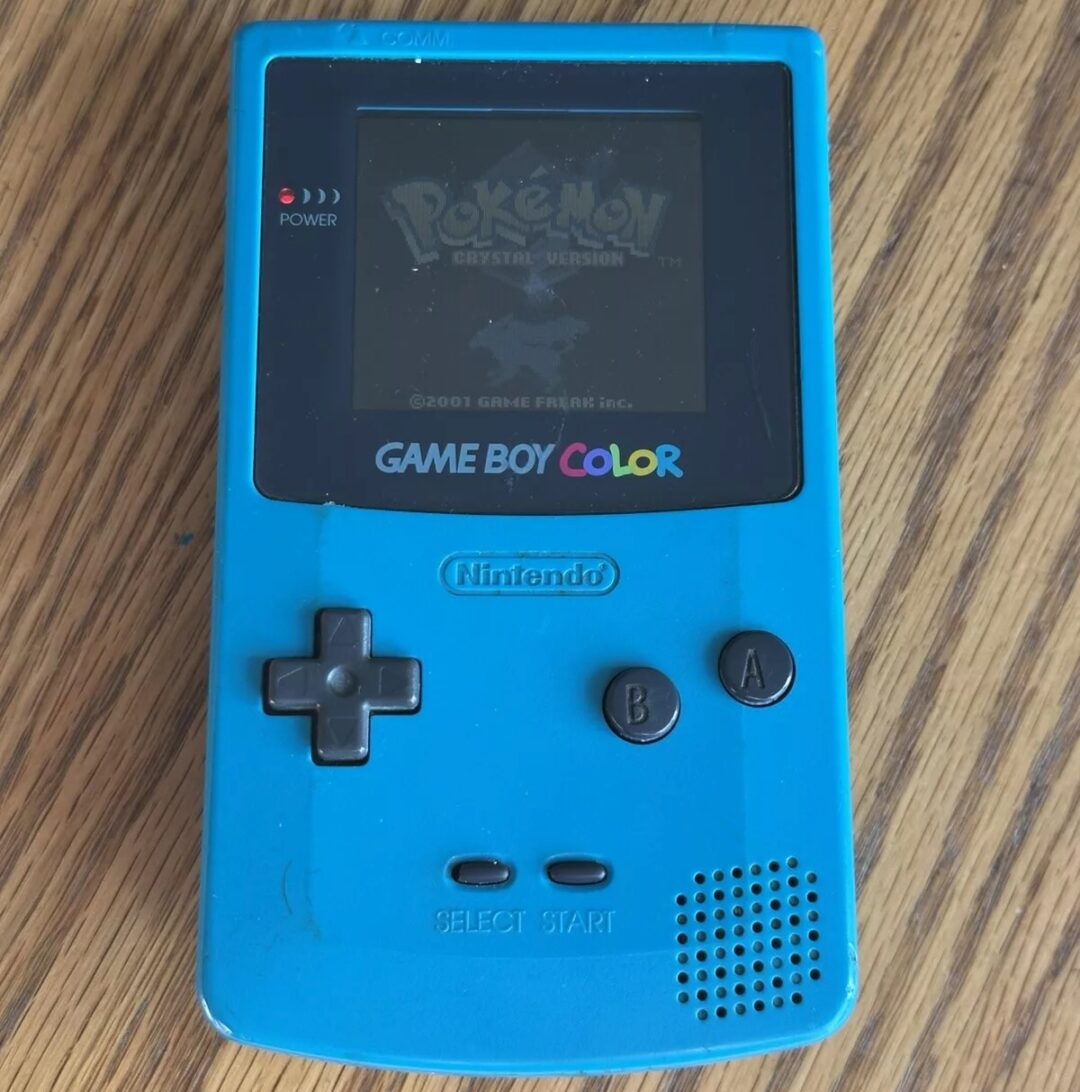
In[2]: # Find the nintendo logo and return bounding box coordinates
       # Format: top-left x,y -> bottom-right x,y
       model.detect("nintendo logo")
439,552 -> 619,597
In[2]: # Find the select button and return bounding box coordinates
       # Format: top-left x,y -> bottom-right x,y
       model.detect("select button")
450,858 -> 512,887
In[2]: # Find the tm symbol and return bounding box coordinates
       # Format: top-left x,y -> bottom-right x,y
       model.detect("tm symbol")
658,256 -> 683,269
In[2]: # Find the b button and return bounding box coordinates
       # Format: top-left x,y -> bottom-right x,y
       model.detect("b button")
603,668 -> 680,744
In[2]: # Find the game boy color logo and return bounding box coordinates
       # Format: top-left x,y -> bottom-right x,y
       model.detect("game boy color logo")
383,143 -> 670,265
374,442 -> 683,478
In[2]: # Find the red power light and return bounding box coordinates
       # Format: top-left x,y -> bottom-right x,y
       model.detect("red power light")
278,186 -> 296,206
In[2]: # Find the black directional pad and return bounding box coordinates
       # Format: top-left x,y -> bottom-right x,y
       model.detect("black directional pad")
264,609 -> 421,764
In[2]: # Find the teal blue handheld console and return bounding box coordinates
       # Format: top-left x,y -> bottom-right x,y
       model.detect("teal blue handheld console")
200,20 -> 857,1074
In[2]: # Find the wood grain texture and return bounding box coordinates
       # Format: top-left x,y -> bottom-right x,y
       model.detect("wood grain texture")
0,0 -> 1076,1088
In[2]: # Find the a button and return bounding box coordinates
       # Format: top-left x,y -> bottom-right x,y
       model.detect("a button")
547,859 -> 609,886
450,859 -> 512,887
264,608 -> 421,764
603,667 -> 680,743
718,631 -> 794,706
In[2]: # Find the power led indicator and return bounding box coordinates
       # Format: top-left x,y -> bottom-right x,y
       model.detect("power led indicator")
278,186 -> 296,206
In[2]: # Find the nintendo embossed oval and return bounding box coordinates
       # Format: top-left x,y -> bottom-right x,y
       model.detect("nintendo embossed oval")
439,551 -> 620,596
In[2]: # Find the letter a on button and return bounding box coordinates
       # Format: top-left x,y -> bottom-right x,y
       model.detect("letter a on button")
741,649 -> 765,691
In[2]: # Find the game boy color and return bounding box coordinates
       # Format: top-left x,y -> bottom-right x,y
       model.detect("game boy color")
200,21 -> 857,1073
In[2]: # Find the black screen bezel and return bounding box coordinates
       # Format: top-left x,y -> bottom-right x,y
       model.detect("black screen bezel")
255,59 -> 801,515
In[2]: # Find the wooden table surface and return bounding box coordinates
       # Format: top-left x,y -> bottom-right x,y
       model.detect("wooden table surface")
1,1 -> 1077,1089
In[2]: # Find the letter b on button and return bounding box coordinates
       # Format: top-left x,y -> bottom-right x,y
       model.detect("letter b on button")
604,668 -> 680,744
626,684 -> 649,725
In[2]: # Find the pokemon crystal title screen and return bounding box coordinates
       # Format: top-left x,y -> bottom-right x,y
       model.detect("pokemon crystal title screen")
353,113 -> 706,414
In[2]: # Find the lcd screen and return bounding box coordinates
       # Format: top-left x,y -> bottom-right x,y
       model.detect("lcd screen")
354,112 -> 706,413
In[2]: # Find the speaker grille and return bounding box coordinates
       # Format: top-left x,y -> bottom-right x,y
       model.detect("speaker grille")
673,858 -> 822,1020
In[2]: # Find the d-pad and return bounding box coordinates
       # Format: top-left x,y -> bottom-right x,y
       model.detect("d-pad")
264,609 -> 421,764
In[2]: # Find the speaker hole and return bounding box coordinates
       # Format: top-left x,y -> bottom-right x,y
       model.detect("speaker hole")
674,861 -> 820,1018
716,1006 -> 727,1018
